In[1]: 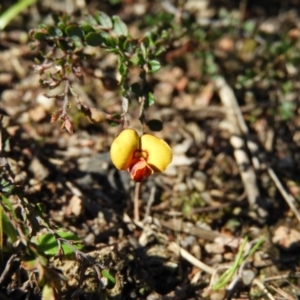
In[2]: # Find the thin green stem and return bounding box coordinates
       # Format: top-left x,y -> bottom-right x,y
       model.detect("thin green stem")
212,236 -> 264,291
0,0 -> 37,30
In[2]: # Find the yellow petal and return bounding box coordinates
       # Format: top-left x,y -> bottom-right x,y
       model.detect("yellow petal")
140,134 -> 172,173
110,129 -> 139,170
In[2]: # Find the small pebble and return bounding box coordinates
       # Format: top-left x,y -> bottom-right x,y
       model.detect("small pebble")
84,233 -> 95,246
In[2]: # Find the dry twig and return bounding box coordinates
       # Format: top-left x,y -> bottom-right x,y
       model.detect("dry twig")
216,77 -> 268,221
267,167 -> 300,223
160,218 -> 242,248
0,254 -> 18,286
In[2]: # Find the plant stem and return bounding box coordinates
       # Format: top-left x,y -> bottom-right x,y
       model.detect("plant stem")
134,182 -> 141,221
62,79 -> 70,117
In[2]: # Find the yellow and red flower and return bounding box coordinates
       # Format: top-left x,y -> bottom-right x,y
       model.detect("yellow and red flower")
110,129 -> 172,182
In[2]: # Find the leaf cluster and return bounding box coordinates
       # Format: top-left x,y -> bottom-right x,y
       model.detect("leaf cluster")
29,11 -> 172,131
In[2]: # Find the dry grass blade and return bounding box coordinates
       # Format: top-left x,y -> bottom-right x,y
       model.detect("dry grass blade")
267,167 -> 300,223
160,219 -> 242,248
253,278 -> 276,300
268,284 -> 296,300
168,242 -> 215,274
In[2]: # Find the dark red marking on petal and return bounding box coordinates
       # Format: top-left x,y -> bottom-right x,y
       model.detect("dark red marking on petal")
129,158 -> 152,182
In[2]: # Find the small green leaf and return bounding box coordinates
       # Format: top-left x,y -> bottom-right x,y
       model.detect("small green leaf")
36,203 -> 46,214
101,32 -> 117,48
243,20 -> 256,33
61,14 -> 71,24
183,203 -> 192,216
143,34 -> 155,48
155,45 -> 166,56
32,31 -> 48,41
107,114 -> 121,127
147,119 -> 163,131
112,16 -> 128,37
122,39 -> 137,53
161,29 -> 169,40
282,81 -> 292,94
85,13 -> 98,26
1,209 -> 18,243
140,42 -> 147,59
51,13 -> 60,24
85,32 -> 103,46
129,52 -> 140,65
57,39 -> 70,51
2,195 -> 17,219
109,0 -> 122,4
34,231 -> 83,256
148,60 -> 161,73
119,62 -> 127,76
0,179 -> 14,194
21,257 -> 36,270
102,269 -> 116,284
118,35 -> 128,50
95,11 -> 113,29
146,92 -> 155,107
80,24 -> 95,33
73,39 -> 83,49
57,21 -> 67,32
279,101 -> 294,121
66,25 -> 84,39
47,26 -> 63,37
42,284 -> 55,300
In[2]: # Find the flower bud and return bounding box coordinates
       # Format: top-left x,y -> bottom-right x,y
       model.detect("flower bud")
62,118 -> 74,134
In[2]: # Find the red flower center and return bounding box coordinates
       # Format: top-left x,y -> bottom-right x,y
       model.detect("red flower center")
129,150 -> 152,182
